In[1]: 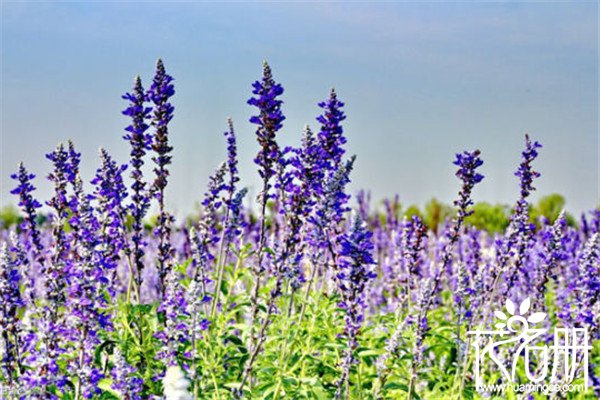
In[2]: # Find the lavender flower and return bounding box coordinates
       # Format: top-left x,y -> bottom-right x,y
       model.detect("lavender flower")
67,177 -> 107,398
534,211 -> 567,307
428,150 -> 483,298
408,150 -> 483,399
189,227 -> 211,304
248,61 -> 285,185
247,62 -> 285,336
202,162 -> 227,246
239,131 -> 320,394
66,139 -> 81,186
317,88 -> 347,177
514,134 -> 542,199
212,141 -> 247,319
224,118 -> 240,198
0,243 -> 23,383
40,144 -> 72,377
335,215 -> 376,400
503,135 -> 542,295
111,348 -> 143,400
186,227 -> 212,387
91,148 -> 129,295
10,163 -> 43,255
224,188 -> 248,243
576,233 -> 599,329
149,59 -> 176,296
122,76 -> 153,301
310,156 -> 356,237
156,268 -> 188,366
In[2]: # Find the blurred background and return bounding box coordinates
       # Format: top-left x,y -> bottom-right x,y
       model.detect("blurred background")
1,2 -> 598,220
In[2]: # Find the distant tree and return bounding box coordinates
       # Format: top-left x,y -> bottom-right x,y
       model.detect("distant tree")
404,204 -> 424,221
530,193 -> 576,226
465,202 -> 510,234
0,205 -> 22,229
424,198 -> 454,233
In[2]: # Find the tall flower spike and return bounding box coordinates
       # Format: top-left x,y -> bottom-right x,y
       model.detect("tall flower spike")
66,177 -> 108,399
46,143 -> 71,300
453,150 -> 484,220
502,135 -> 542,295
186,227 -> 211,385
66,139 -> 81,186
577,233 -> 599,328
122,76 -> 152,300
10,162 -> 43,254
224,188 -> 248,243
210,119 -> 243,317
91,148 -> 129,295
111,348 -> 143,400
224,118 -> 240,197
335,214 -> 376,400
534,211 -> 567,307
149,59 -> 175,297
317,88 -> 347,176
407,150 -> 483,399
246,63 -> 286,363
0,243 -> 23,384
437,149 -> 484,279
156,268 -> 188,366
515,134 -> 542,199
248,61 -> 285,185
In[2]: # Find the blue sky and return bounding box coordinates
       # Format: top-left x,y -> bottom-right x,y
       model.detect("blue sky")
1,2 -> 598,216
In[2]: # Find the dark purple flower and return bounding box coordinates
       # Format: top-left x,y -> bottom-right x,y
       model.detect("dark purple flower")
10,162 -> 43,255
317,88 -> 347,177
335,214 -> 376,399
248,61 -> 284,188
224,188 -> 248,243
156,268 -> 188,366
515,134 -> 542,199
453,150 -> 484,220
91,148 -> 128,296
122,76 -> 153,300
502,135 -> 542,295
224,118 -> 240,197
149,59 -> 176,296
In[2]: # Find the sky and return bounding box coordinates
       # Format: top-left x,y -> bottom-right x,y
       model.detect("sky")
1,2 -> 598,217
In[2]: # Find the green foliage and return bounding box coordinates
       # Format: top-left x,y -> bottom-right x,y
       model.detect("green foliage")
82,257 -> 598,399
144,214 -> 159,231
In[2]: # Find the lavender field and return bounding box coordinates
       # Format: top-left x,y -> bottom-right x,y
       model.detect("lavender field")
1,61 -> 598,400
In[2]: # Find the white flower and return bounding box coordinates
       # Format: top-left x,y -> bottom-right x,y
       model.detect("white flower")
162,366 -> 193,400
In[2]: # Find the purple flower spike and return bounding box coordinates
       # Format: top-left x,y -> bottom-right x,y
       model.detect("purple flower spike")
248,61 -> 285,184
576,233 -> 599,329
111,348 -> 143,400
335,214 -> 376,400
149,59 -> 176,297
122,76 -> 153,300
453,150 -> 484,220
317,88 -> 347,175
0,243 -> 23,384
10,162 -> 43,254
515,134 -> 542,199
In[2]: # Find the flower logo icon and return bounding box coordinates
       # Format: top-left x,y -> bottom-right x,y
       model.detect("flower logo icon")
493,298 -> 546,331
